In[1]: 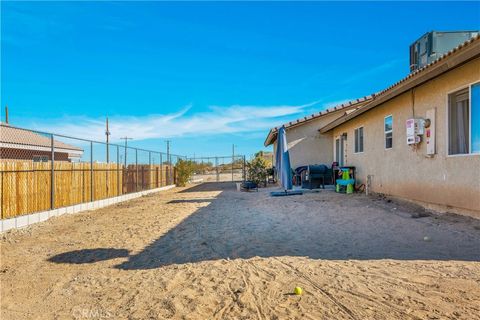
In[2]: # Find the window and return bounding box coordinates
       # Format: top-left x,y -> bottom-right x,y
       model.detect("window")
384,115 -> 393,149
354,127 -> 364,153
335,136 -> 345,166
33,155 -> 49,162
448,83 -> 480,155
335,138 -> 340,162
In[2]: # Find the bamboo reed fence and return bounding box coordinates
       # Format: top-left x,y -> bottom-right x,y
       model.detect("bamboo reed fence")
0,124 -> 247,222
0,161 -> 175,219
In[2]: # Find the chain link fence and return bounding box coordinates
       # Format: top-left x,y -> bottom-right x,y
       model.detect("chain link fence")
187,156 -> 246,183
0,124 -> 184,219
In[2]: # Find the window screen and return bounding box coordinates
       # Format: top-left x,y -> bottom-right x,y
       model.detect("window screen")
354,127 -> 364,153
33,155 -> 49,162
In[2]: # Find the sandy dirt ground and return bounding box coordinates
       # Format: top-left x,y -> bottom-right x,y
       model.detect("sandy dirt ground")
1,182 -> 480,319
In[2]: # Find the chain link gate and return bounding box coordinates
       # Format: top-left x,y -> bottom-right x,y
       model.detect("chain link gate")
188,155 -> 246,183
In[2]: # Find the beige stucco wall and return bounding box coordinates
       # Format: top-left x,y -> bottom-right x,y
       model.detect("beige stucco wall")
274,111 -> 346,169
333,57 -> 480,217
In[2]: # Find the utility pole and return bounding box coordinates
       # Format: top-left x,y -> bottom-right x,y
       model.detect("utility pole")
166,140 -> 171,162
120,137 -> 133,167
4,105 -> 8,124
105,117 -> 111,163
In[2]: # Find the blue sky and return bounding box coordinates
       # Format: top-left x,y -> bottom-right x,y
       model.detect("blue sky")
1,1 -> 479,158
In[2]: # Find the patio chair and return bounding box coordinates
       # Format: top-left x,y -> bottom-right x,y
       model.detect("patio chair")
335,168 -> 355,194
293,166 -> 307,186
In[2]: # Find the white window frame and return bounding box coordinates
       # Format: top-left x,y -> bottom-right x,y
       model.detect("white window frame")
384,115 -> 393,150
446,81 -> 480,157
334,136 -> 340,162
354,126 -> 364,154
334,134 -> 346,166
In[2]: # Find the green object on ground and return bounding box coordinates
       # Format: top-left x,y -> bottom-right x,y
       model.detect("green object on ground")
346,183 -> 354,194
337,169 -> 355,193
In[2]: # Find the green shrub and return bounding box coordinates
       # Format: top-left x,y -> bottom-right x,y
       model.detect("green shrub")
176,159 -> 195,187
246,155 -> 268,186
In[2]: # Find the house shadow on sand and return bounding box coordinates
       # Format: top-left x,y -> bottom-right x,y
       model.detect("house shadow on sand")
48,183 -> 480,269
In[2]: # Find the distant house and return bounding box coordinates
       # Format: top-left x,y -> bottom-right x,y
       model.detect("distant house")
0,124 -> 83,161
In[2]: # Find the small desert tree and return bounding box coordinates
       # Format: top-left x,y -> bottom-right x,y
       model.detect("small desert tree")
176,159 -> 195,187
246,154 -> 268,186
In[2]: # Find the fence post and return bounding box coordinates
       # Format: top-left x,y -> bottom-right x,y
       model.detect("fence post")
50,134 -> 55,209
82,163 -> 85,202
215,157 -> 219,182
167,156 -> 170,185
160,153 -> 163,187
243,155 -> 246,181
105,149 -> 109,197
149,151 -> 151,190
1,171 -> 3,219
117,145 -> 120,196
135,149 -> 138,192
168,155 -> 174,185
169,155 -> 172,185
90,141 -> 94,202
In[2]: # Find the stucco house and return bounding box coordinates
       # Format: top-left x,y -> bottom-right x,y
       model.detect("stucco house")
265,33 -> 480,217
264,96 -> 372,169
319,35 -> 480,217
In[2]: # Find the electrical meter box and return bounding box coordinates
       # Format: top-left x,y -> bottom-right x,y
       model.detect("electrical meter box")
406,118 -> 425,145
425,108 -> 436,155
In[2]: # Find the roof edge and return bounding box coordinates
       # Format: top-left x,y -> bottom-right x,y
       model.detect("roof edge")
263,96 -> 373,146
319,34 -> 480,133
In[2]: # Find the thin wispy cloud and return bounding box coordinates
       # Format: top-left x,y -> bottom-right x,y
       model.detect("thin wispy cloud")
27,101 -> 321,142
339,59 -> 404,86
1,5 -> 71,47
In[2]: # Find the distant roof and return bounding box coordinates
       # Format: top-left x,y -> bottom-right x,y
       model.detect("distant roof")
263,96 -> 373,146
0,124 -> 84,154
319,34 -> 480,133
